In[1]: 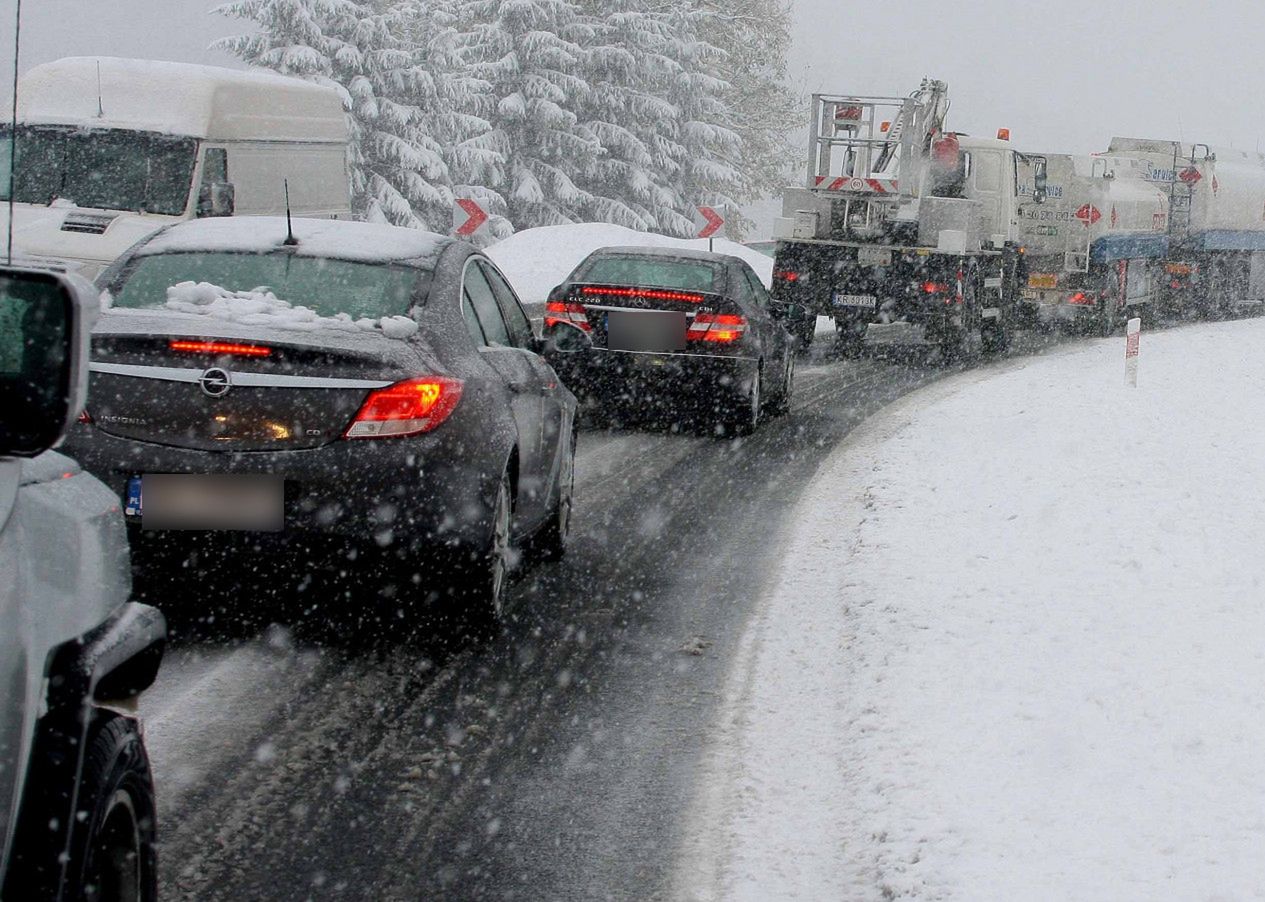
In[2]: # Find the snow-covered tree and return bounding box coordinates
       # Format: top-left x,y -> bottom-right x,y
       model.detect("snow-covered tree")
452,0 -> 601,235
215,0 -> 469,229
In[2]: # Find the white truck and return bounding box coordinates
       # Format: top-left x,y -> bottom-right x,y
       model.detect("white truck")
1,56 -> 352,281
0,263 -> 165,900
1106,138 -> 1265,316
1012,151 -> 1170,332
770,79 -> 1178,353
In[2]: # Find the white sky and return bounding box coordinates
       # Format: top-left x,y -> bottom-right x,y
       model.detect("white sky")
2,0 -> 1262,233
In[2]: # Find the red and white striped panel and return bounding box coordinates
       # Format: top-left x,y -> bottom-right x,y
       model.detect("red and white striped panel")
813,176 -> 899,194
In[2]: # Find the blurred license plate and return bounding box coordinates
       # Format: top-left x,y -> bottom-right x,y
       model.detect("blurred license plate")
135,474 -> 284,532
834,293 -> 876,308
606,310 -> 687,352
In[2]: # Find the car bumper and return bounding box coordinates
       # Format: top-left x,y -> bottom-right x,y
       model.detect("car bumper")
63,424 -> 500,553
551,347 -> 759,402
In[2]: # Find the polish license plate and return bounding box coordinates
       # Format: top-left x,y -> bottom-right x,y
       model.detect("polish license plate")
857,247 -> 891,266
132,474 -> 284,531
834,293 -> 877,308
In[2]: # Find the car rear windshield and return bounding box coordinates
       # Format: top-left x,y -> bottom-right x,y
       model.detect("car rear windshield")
578,256 -> 721,293
110,252 -> 427,320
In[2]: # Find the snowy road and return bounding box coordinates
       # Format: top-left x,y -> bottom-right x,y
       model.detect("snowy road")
138,346 -> 960,900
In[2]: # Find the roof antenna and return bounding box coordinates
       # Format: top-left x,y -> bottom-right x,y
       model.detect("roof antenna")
7,0 -> 22,266
282,179 -> 298,246
95,59 -> 104,118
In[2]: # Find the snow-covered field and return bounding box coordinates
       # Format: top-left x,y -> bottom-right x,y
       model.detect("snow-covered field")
679,320 -> 1265,900
486,222 -> 776,302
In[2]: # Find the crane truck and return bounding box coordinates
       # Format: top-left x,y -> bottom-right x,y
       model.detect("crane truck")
770,79 -> 1174,353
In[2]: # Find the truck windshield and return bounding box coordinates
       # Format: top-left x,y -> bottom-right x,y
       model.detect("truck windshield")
0,125 -> 196,215
110,252 -> 427,320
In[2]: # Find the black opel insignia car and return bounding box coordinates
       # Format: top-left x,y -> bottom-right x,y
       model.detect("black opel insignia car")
543,247 -> 803,434
63,217 -> 577,631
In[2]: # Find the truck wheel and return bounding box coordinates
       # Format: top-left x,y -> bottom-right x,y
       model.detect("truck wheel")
1099,297 -> 1119,337
835,320 -> 866,359
66,715 -> 158,902
982,314 -> 1011,354
792,317 -> 816,355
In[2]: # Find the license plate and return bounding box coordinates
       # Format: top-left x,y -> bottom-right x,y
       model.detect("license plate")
606,310 -> 687,352
134,474 -> 284,532
857,247 -> 891,266
1028,273 -> 1059,289
834,293 -> 877,308
1021,289 -> 1040,300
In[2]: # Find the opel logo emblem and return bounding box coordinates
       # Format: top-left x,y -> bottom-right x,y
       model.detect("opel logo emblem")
199,367 -> 232,398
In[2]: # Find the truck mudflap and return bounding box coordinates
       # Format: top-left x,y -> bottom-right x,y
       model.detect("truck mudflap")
2,602 -> 165,901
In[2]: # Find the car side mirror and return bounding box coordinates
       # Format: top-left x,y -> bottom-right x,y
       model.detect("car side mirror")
0,266 -> 95,457
197,181 -> 236,218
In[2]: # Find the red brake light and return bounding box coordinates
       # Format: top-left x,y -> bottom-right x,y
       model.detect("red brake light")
345,377 -> 463,439
688,312 -> 747,343
922,281 -> 949,295
169,340 -> 272,358
580,286 -> 705,304
545,301 -> 592,332
774,269 -> 800,283
1068,291 -> 1094,306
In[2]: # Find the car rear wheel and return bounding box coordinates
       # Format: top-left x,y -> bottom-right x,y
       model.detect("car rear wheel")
532,430 -> 576,563
768,353 -> 795,417
69,715 -> 158,902
726,368 -> 761,436
460,471 -> 513,638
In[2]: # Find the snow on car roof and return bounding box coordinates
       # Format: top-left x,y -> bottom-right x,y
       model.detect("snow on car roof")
17,57 -> 347,143
487,223 -> 774,303
136,217 -> 452,266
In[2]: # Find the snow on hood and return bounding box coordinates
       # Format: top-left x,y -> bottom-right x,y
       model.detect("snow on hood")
486,223 -> 775,303
138,217 -> 450,266
148,281 -> 419,339
0,203 -> 178,277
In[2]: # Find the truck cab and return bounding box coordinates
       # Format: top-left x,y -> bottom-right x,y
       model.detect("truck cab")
0,264 -> 165,900
0,57 -> 352,281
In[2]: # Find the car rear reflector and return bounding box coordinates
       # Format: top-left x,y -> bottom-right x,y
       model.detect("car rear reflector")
545,301 -> 592,332
580,286 -> 705,304
345,377 -> 463,439
169,340 -> 272,358
1068,291 -> 1095,306
687,312 -> 747,343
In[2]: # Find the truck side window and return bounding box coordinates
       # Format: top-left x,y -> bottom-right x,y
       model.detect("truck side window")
202,148 -> 228,186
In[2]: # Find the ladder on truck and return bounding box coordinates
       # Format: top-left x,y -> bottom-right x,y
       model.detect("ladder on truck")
1167,143 -> 1210,244
807,79 -> 950,234
1063,158 -> 1108,275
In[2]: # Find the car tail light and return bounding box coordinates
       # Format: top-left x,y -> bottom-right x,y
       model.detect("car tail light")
345,377 -> 463,439
77,410 -> 92,424
169,340 -> 272,358
1068,291 -> 1095,306
580,286 -> 706,304
773,269 -> 801,283
545,301 -> 592,332
922,281 -> 950,295
688,313 -> 747,343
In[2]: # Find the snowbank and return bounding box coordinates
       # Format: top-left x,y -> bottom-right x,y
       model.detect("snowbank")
486,223 -> 776,303
159,281 -> 418,338
680,321 -> 1265,900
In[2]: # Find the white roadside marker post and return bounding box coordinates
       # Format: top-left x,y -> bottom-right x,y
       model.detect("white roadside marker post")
1125,316 -> 1141,387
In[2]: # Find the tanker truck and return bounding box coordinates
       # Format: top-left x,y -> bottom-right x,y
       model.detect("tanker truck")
1012,152 -> 1170,333
769,79 -> 1174,356
1106,138 -> 1265,317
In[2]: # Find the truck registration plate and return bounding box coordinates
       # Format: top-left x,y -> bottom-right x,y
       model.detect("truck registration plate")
834,293 -> 877,308
857,247 -> 891,266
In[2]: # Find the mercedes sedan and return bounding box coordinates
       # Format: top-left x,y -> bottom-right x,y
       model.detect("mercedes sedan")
64,217 -> 578,633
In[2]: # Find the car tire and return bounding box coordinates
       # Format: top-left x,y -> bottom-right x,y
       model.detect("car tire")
726,367 -> 761,436
532,430 -> 576,563
459,470 -> 514,639
65,714 -> 158,902
767,353 -> 795,417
